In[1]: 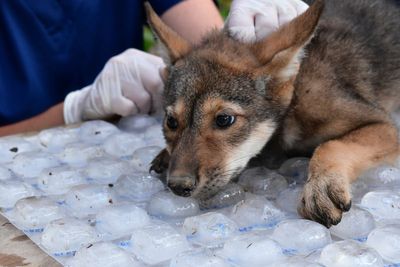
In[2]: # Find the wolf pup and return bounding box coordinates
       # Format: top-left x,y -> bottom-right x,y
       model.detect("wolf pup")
146,0 -> 400,227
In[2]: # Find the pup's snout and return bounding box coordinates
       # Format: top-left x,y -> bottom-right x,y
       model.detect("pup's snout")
168,175 -> 197,197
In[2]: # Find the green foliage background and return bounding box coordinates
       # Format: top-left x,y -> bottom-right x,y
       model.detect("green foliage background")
144,0 -> 232,51
219,0 -> 232,18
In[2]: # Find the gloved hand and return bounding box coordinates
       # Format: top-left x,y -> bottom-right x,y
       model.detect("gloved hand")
64,49 -> 165,124
226,0 -> 309,42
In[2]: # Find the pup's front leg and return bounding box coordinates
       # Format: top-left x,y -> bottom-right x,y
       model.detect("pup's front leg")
150,148 -> 170,176
298,122 -> 399,227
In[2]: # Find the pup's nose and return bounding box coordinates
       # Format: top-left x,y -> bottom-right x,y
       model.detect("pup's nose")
167,175 -> 196,197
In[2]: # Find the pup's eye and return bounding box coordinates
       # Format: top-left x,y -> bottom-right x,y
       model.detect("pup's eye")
166,115 -> 178,130
215,114 -> 236,129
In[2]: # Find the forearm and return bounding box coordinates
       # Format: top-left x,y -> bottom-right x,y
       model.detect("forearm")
161,0 -> 224,44
0,102 -> 65,137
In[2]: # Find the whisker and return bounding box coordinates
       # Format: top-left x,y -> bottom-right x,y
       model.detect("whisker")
215,153 -> 258,170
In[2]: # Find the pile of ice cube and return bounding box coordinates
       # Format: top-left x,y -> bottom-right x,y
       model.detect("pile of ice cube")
0,115 -> 399,267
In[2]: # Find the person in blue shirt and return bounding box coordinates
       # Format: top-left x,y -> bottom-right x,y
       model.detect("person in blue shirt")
0,0 -> 223,135
0,0 -> 312,136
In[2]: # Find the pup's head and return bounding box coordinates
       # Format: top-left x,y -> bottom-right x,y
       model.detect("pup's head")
145,1 -> 324,200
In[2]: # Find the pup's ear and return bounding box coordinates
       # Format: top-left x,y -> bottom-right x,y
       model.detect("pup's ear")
145,2 -> 191,65
252,0 -> 324,82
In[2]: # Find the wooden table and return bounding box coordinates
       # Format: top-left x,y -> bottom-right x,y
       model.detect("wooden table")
0,214 -> 60,267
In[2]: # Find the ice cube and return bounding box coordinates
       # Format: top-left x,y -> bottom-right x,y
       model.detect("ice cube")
0,180 -> 36,208
84,158 -> 134,184
183,212 -> 238,247
218,232 -> 286,266
330,207 -> 375,241
229,194 -> 286,231
57,142 -> 106,167
131,146 -> 162,172
277,256 -> 324,267
238,167 -> 288,199
113,173 -> 164,202
147,191 -> 199,220
95,203 -> 150,241
271,219 -> 332,255
12,197 -> 64,232
276,186 -> 302,214
0,137 -> 39,164
102,133 -> 143,158
11,151 -> 60,179
66,242 -> 143,267
0,165 -> 13,180
41,218 -> 98,256
351,180 -> 370,204
199,183 -> 245,209
130,223 -> 189,265
143,124 -> 165,147
38,166 -> 86,195
38,127 -> 79,151
79,120 -> 120,144
360,165 -> 400,190
170,249 -> 229,267
64,185 -> 115,218
320,240 -> 383,267
366,224 -> 400,263
360,190 -> 400,220
118,114 -> 158,133
278,157 -> 309,185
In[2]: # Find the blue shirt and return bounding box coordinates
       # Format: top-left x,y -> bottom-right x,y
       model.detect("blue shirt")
0,0 -> 181,125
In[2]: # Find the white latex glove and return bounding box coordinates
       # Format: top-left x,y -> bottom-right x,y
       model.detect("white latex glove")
226,0 -> 309,42
64,49 -> 165,124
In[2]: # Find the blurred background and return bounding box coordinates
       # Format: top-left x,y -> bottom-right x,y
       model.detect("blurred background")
144,0 -> 232,51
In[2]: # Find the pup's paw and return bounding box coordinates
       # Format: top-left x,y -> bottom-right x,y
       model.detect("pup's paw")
298,174 -> 352,228
150,148 -> 170,174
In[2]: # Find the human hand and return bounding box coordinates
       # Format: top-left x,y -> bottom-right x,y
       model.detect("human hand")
64,49 -> 165,124
226,0 -> 309,42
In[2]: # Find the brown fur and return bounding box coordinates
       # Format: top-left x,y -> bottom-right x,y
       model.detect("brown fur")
146,0 -> 400,227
